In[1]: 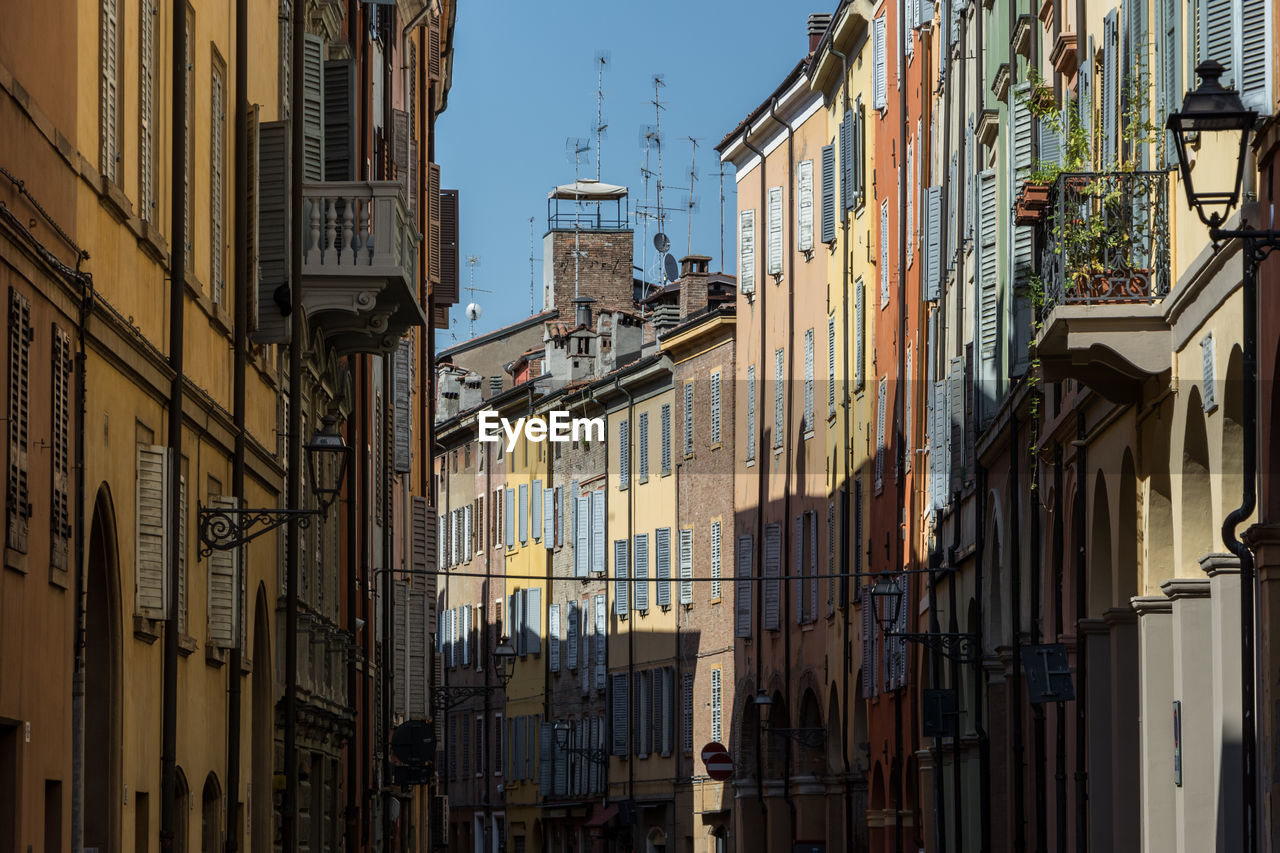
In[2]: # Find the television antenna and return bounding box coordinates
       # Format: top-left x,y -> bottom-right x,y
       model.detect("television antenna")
464,255 -> 491,338
528,216 -> 538,315
565,136 -> 593,300
593,51 -> 610,182
684,137 -> 701,255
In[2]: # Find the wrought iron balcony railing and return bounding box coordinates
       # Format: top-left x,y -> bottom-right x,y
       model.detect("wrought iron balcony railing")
1039,170 -> 1170,313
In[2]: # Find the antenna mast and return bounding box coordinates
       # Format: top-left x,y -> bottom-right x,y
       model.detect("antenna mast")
566,137 -> 592,300
594,52 -> 609,182
529,216 -> 537,314
686,137 -> 699,256
651,75 -> 666,235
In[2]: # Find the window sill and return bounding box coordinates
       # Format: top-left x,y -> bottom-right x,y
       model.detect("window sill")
179,633 -> 198,657
49,564 -> 69,589
206,644 -> 227,668
802,431 -> 815,441
710,442 -> 722,451
638,475 -> 649,486
133,615 -> 162,643
5,547 -> 28,574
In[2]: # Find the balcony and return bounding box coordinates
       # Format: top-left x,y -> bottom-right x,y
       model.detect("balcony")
301,182 -> 426,354
1034,171 -> 1172,400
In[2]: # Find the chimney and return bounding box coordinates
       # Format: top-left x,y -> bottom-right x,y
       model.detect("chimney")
678,254 -> 712,318
808,13 -> 832,53
573,296 -> 596,330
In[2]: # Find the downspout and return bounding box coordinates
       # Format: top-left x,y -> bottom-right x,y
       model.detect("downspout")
894,3 -> 909,849
225,0 -> 249,846
1223,242 -> 1258,853
72,258 -> 93,853
974,462 -> 991,853
160,3 -> 189,852
612,376 -> 637,810
827,40 -> 856,853
741,121 -> 770,821
1054,444 -> 1067,853
1032,439 -> 1048,853
1074,412 -> 1088,853
766,95 -> 799,844
282,0 -> 304,846
1010,416 -> 1025,852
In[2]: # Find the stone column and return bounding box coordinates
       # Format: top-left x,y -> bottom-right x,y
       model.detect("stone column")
1163,577 -> 1213,853
1201,552 -> 1242,852
1134,596 -> 1175,853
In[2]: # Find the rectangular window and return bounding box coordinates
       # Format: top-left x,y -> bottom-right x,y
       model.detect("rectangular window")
711,667 -> 723,745
735,534 -> 753,638
803,329 -> 815,436
638,412 -> 649,481
51,327 -> 72,572
655,527 -> 671,608
710,520 -> 722,601
683,383 -> 694,457
739,209 -> 756,295
8,289 -> 32,555
494,713 -> 503,776
797,158 -> 814,252
613,539 -> 629,615
211,56 -> 227,305
682,673 -> 694,754
660,403 -> 671,475
773,348 -> 785,449
475,715 -> 484,776
821,143 -> 836,243
767,186 -> 784,276
746,366 -> 756,461
678,528 -> 694,606
618,419 -> 630,489
100,0 -> 122,182
710,371 -> 722,445
872,16 -> 887,109
184,8 -> 193,265
855,277 -> 866,391
518,483 -> 528,544
505,488 -> 514,549
880,200 -> 890,308
763,523 -> 782,631
875,377 -> 887,493
138,1 -> 157,218
633,533 -> 650,612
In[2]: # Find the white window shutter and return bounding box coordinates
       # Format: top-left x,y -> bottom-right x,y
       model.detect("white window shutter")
594,593 -> 607,690
518,483 -> 529,544
828,318 -> 837,417
1202,332 -> 1218,411
710,521 -> 722,600
532,480 -> 542,540
767,187 -> 784,276
880,201 -> 890,308
138,2 -> 156,217
684,383 -> 695,456
906,141 -> 915,266
710,372 -> 722,445
543,487 -> 554,547
763,523 -> 782,631
619,420 -> 630,488
774,348 -> 786,447
591,490 -> 606,574
655,527 -> 671,608
633,534 -> 650,612
135,444 -> 169,619
873,17 -> 887,109
177,475 -> 187,635
803,329 -> 815,433
505,488 -> 514,548
746,366 -> 757,461
464,504 -> 473,563
855,278 -> 866,391
739,209 -> 756,294
208,495 -> 241,647
923,186 -> 942,301
678,528 -> 694,606
798,159 -> 814,252
638,412 -> 649,480
614,539 -> 629,615
549,604 -> 561,672
100,0 -> 120,182
735,534 -> 754,638
576,494 -> 590,577
875,377 -> 887,492
711,668 -> 723,744
1240,0 -> 1271,109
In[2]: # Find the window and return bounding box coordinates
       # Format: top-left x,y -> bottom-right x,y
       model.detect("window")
710,371 -> 722,446
827,318 -> 837,419
51,327 -> 72,573
763,523 -> 782,631
518,483 -> 528,544
638,412 -> 649,481
872,16 -> 887,110
710,521 -> 722,602
797,159 -> 814,252
773,348 -> 785,449
475,715 -> 484,776
618,419 -> 630,489
211,56 -> 227,305
821,143 -> 836,243
739,209 -> 756,295
875,377 -> 887,493
494,713 -> 504,776
803,330 -> 814,436
100,0 -> 122,182
880,201 -> 890,308
711,668 -> 723,745
660,403 -> 671,475
682,673 -> 694,754
854,278 -> 866,392
138,1 -> 157,218
735,534 -> 753,638
678,528 -> 693,606
766,186 -> 784,277
633,534 -> 650,612
745,366 -> 756,462
655,527 -> 671,608
683,383 -> 694,457
614,539 -> 629,615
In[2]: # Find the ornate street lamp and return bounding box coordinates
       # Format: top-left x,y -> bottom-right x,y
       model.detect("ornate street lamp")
1166,60 -> 1257,229
751,689 -> 773,729
492,636 -> 517,687
869,570 -> 981,663
1167,58 -> 1279,853
552,720 -> 608,766
197,418 -> 352,558
870,573 -> 903,634
433,636 -> 517,712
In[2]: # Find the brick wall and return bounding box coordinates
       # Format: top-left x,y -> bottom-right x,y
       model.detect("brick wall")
546,229 -> 636,320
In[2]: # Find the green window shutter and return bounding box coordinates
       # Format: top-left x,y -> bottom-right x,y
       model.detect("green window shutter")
253,120 -> 291,345
323,59 -> 356,181
655,527 -> 671,608
821,144 -> 837,243
735,534 -> 753,638
301,33 -> 325,182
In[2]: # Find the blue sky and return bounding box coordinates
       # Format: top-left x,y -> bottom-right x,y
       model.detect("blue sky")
434,0 -> 814,346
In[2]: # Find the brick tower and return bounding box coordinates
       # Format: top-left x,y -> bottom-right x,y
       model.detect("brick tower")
542,180 -> 636,321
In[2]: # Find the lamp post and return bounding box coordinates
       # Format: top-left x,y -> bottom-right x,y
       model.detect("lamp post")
1167,59 -> 1280,853
433,636 -> 517,711
552,720 -> 609,766
870,571 -> 981,663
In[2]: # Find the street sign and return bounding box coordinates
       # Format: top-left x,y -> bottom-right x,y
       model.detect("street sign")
701,742 -> 728,763
704,750 -> 734,781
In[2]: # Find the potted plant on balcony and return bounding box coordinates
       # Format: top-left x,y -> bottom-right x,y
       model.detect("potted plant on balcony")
1015,167 -> 1055,225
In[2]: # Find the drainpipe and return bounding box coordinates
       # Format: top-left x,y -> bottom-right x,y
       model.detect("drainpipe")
71,255 -> 93,853
612,376 -> 637,815
1010,415 -> 1025,852
1073,412 -> 1087,853
160,2 -> 189,851
224,0 -> 249,846
282,0 -> 304,845
766,95 -> 800,845
827,39 -> 857,853
894,1 -> 909,848
1053,444 -> 1067,853
741,120 -> 770,822
973,461 -> 990,853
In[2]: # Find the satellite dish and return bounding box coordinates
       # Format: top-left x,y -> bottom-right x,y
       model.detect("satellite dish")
653,232 -> 671,253
466,303 -> 483,321
664,253 -> 680,283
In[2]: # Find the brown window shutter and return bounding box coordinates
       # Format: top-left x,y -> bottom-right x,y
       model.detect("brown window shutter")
7,289 -> 31,554
427,18 -> 442,82
428,163 -> 442,287
438,187 -> 460,303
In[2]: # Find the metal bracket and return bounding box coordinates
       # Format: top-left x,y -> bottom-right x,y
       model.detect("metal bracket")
887,631 -> 982,663
431,684 -> 502,712
197,504 -> 320,559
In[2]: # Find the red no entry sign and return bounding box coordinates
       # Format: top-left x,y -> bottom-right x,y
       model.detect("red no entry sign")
701,742 -> 727,763
704,750 -> 734,781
